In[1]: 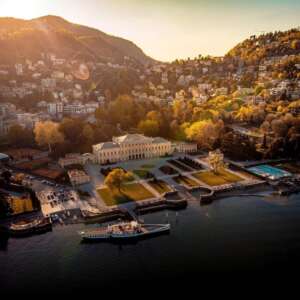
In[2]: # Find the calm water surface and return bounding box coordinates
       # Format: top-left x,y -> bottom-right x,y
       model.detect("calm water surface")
1,194 -> 300,291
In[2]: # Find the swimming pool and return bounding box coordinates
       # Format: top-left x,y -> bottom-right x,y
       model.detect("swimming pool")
248,164 -> 292,180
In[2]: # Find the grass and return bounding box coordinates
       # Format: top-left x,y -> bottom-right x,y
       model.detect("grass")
148,180 -> 171,194
97,183 -> 154,206
132,169 -> 151,179
173,175 -> 199,187
140,164 -> 155,169
193,168 -> 243,186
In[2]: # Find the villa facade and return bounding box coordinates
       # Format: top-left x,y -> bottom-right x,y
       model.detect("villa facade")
93,134 -> 172,164
92,134 -> 198,165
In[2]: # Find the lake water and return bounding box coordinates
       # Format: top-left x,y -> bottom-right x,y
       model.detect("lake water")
1,193 -> 300,292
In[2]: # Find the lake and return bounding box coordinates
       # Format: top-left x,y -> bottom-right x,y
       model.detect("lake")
1,193 -> 300,292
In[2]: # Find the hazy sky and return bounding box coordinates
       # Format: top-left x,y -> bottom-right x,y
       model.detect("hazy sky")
0,0 -> 299,61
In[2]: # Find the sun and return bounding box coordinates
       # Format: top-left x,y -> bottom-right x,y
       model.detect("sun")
0,0 -> 43,19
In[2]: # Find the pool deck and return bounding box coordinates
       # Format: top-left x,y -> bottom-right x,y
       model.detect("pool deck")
248,164 -> 292,180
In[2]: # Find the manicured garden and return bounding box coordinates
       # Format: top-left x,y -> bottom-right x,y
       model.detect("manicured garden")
159,165 -> 178,175
178,157 -> 203,170
97,183 -> 154,206
167,159 -> 192,172
173,175 -> 199,187
140,164 -> 155,169
147,179 -> 171,194
132,169 -> 154,179
193,168 -> 243,186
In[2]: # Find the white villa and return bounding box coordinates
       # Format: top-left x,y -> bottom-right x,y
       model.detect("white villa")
93,134 -> 173,164
58,134 -> 198,166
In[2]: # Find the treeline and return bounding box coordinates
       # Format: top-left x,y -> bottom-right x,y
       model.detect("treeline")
4,91 -> 300,161
227,28 -> 300,64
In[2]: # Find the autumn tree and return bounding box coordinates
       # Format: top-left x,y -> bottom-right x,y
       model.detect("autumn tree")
291,39 -> 300,50
208,149 -> 225,174
185,119 -> 224,150
7,125 -> 34,147
104,169 -> 133,192
137,119 -> 159,137
34,121 -> 64,152
59,118 -> 84,141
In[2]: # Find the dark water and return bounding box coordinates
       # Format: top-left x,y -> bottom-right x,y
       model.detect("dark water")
1,194 -> 300,292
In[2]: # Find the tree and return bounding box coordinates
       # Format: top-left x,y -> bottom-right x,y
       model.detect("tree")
271,119 -> 288,137
104,169 -> 133,192
235,106 -> 254,122
208,149 -> 225,174
185,119 -> 224,150
82,124 -> 94,143
291,39 -> 300,50
34,121 -> 64,152
7,125 -> 34,147
137,119 -> 159,137
59,118 -> 83,141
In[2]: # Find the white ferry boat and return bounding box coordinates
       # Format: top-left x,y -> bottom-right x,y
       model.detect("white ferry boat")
79,221 -> 170,242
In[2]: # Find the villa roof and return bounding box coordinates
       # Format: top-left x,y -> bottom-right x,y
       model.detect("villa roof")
113,134 -> 153,144
93,142 -> 120,151
152,137 -> 168,144
113,134 -> 169,145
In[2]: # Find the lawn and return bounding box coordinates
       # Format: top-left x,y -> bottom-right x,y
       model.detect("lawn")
193,168 -> 243,186
148,180 -> 171,194
173,175 -> 199,187
132,169 -> 153,179
140,164 -> 155,169
97,183 -> 154,206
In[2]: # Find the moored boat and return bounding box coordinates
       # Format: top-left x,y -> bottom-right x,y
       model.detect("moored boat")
79,221 -> 170,242
9,217 -> 52,236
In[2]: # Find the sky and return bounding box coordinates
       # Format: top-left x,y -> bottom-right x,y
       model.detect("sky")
0,0 -> 299,62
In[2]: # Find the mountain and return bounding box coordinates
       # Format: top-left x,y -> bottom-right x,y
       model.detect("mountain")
0,15 -> 154,65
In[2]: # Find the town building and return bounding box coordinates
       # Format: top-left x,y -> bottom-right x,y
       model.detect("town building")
58,153 -> 85,168
68,169 -> 90,186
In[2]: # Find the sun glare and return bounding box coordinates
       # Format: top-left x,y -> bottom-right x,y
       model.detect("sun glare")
0,0 -> 42,19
